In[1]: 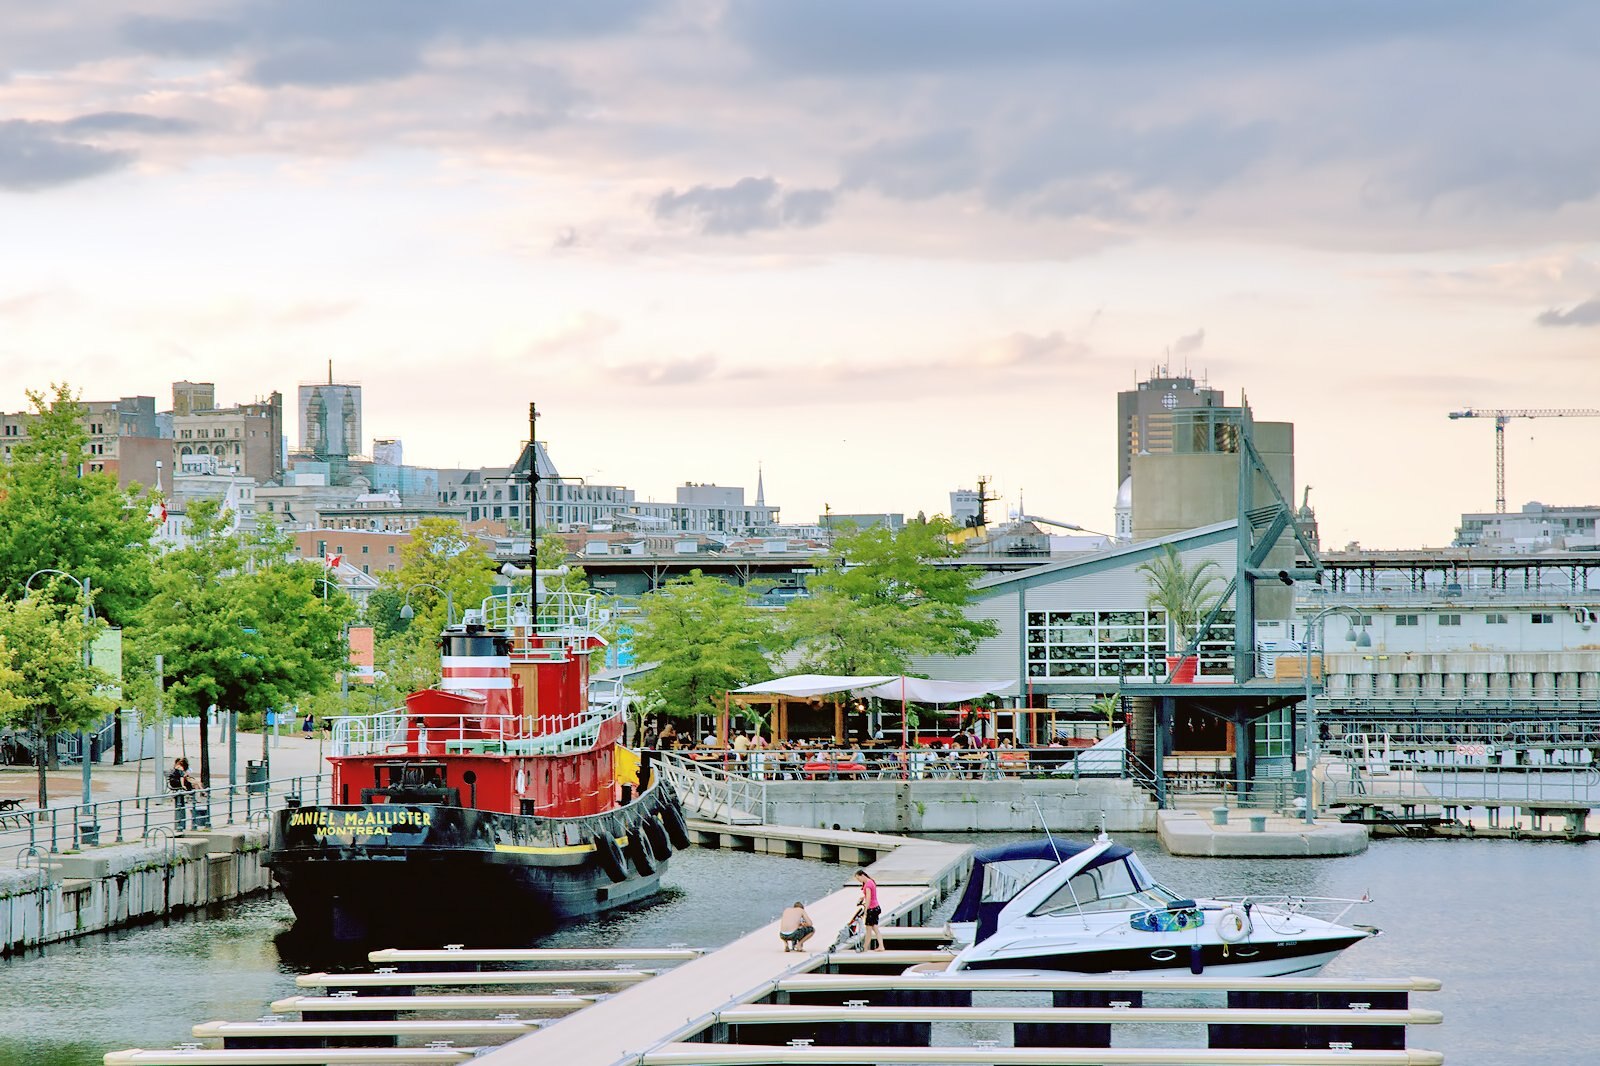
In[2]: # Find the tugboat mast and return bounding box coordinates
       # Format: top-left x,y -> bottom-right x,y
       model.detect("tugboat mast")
527,401 -> 539,622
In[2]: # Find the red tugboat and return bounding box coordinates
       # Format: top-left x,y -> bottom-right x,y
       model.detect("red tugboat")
267,408 -> 689,943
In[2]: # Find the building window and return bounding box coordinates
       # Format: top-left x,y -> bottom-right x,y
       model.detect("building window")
1394,615 -> 1419,627
1485,613 -> 1509,624
361,545 -> 369,554
1531,612 -> 1555,624
1438,614 -> 1462,626
388,545 -> 396,554
361,564 -> 369,575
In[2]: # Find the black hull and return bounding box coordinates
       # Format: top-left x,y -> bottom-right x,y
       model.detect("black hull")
962,935 -> 1367,975
266,784 -> 682,945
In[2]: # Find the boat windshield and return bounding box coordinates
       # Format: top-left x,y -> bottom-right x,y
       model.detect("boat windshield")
1029,853 -> 1178,916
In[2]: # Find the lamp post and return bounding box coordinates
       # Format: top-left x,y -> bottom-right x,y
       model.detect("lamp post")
1300,605 -> 1371,824
399,583 -> 455,627
24,569 -> 96,811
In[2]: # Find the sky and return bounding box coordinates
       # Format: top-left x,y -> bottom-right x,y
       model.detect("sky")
2,1 -> 1599,550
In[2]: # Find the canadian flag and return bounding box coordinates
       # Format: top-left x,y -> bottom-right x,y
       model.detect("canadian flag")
325,553 -> 342,569
148,499 -> 167,524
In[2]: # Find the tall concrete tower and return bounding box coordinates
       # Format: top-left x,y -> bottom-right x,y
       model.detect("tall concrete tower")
1115,366 -> 1223,488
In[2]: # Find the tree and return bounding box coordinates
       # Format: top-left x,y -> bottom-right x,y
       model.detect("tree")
630,571 -> 776,722
0,594 -> 114,806
0,384 -> 155,626
366,518 -> 500,710
783,517 -> 998,675
1136,544 -> 1225,655
133,500 -> 353,787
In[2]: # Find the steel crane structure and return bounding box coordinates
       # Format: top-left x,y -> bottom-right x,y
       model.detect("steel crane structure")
1448,407 -> 1600,513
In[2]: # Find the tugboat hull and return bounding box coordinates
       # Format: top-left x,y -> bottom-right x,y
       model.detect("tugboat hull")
266,786 -> 682,944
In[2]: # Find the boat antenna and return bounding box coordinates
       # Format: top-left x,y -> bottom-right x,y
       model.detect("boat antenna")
527,402 -> 539,625
1032,799 -> 1062,862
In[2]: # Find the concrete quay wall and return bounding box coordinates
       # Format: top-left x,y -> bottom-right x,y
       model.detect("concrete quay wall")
758,778 -> 1158,834
0,825 -> 272,955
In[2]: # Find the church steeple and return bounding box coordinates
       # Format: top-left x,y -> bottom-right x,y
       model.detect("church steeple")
755,463 -> 766,507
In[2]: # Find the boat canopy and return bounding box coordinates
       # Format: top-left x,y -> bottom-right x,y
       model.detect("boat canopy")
953,838 -> 1132,943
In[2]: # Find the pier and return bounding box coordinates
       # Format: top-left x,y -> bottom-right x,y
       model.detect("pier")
99,821 -> 1446,1066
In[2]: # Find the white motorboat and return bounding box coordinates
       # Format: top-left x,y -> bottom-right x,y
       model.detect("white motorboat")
942,836 -> 1376,977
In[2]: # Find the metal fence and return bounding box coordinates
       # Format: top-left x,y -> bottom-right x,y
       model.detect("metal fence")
649,746 -> 1135,784
0,772 -> 330,857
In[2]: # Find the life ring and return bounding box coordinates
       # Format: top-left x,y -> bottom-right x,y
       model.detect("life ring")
643,816 -> 673,862
1217,906 -> 1252,943
660,800 -> 692,850
593,833 -> 628,883
626,827 -> 657,876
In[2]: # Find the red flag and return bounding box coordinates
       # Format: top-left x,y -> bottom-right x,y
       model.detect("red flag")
325,553 -> 342,569
148,499 -> 167,524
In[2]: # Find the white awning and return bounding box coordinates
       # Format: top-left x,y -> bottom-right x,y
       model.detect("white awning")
733,674 -> 897,698
858,677 -> 1018,703
733,674 -> 1016,702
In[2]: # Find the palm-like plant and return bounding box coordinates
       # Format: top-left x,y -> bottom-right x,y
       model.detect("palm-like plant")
1136,544 -> 1225,660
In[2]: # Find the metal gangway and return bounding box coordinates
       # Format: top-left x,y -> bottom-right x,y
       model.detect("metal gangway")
654,751 -> 766,824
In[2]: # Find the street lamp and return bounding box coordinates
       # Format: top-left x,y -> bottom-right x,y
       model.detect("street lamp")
399,583 -> 455,626
24,569 -> 95,810
1300,605 -> 1372,825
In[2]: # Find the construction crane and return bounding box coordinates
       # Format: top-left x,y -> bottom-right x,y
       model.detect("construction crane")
1448,407 -> 1600,513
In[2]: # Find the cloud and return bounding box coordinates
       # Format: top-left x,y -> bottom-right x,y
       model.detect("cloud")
843,129 -> 980,201
612,352 -> 721,386
58,111 -> 200,136
1536,297 -> 1600,328
120,1 -> 662,88
725,1 -> 1528,76
1173,328 -> 1206,354
529,312 -> 620,356
0,120 -> 131,191
973,331 -> 1088,368
651,177 -> 838,236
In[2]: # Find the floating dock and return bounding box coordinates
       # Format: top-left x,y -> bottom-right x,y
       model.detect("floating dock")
101,823 -> 1446,1066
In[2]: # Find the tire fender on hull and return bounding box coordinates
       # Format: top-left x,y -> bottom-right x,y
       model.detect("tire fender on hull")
642,816 -> 673,862
593,833 -> 628,883
626,826 -> 657,876
660,800 -> 692,850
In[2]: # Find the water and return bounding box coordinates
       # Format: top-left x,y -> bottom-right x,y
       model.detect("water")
2,836 -> 1596,1065
0,847 -> 848,1066
926,833 -> 1600,1065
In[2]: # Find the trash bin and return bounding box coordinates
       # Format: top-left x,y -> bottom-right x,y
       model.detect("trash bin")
193,804 -> 212,829
246,760 -> 269,795
79,821 -> 100,847
1211,806 -> 1230,826
1249,814 -> 1268,833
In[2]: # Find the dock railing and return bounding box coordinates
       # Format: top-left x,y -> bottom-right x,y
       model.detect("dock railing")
650,746 -> 1136,784
0,771 -> 330,857
1322,759 -> 1600,809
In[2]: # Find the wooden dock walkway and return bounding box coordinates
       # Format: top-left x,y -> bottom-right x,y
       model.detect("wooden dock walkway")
471,838 -> 972,1066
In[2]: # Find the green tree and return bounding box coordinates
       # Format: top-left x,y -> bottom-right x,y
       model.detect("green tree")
0,384 -> 155,625
133,500 -> 353,787
1136,544 -> 1225,654
630,571 -> 776,722
783,518 -> 998,674
365,518 -> 499,711
0,594 -> 114,806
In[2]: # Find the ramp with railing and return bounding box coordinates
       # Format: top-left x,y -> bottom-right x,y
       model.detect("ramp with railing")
654,752 -> 766,824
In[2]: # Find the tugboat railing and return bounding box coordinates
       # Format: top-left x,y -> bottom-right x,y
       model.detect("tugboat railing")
332,709 -> 621,758
479,587 -> 611,644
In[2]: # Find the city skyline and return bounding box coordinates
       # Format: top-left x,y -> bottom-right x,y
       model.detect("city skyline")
3,3 -> 1599,548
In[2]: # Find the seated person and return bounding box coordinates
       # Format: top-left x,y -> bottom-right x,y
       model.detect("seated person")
778,901 -> 816,952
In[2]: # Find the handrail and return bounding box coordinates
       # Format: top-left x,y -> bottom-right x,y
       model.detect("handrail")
0,771 -> 331,857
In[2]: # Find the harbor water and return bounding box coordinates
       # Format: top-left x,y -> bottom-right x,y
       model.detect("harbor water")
1,834 -> 1595,1065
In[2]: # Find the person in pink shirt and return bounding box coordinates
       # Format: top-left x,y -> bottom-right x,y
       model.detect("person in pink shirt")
853,868 -> 883,951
